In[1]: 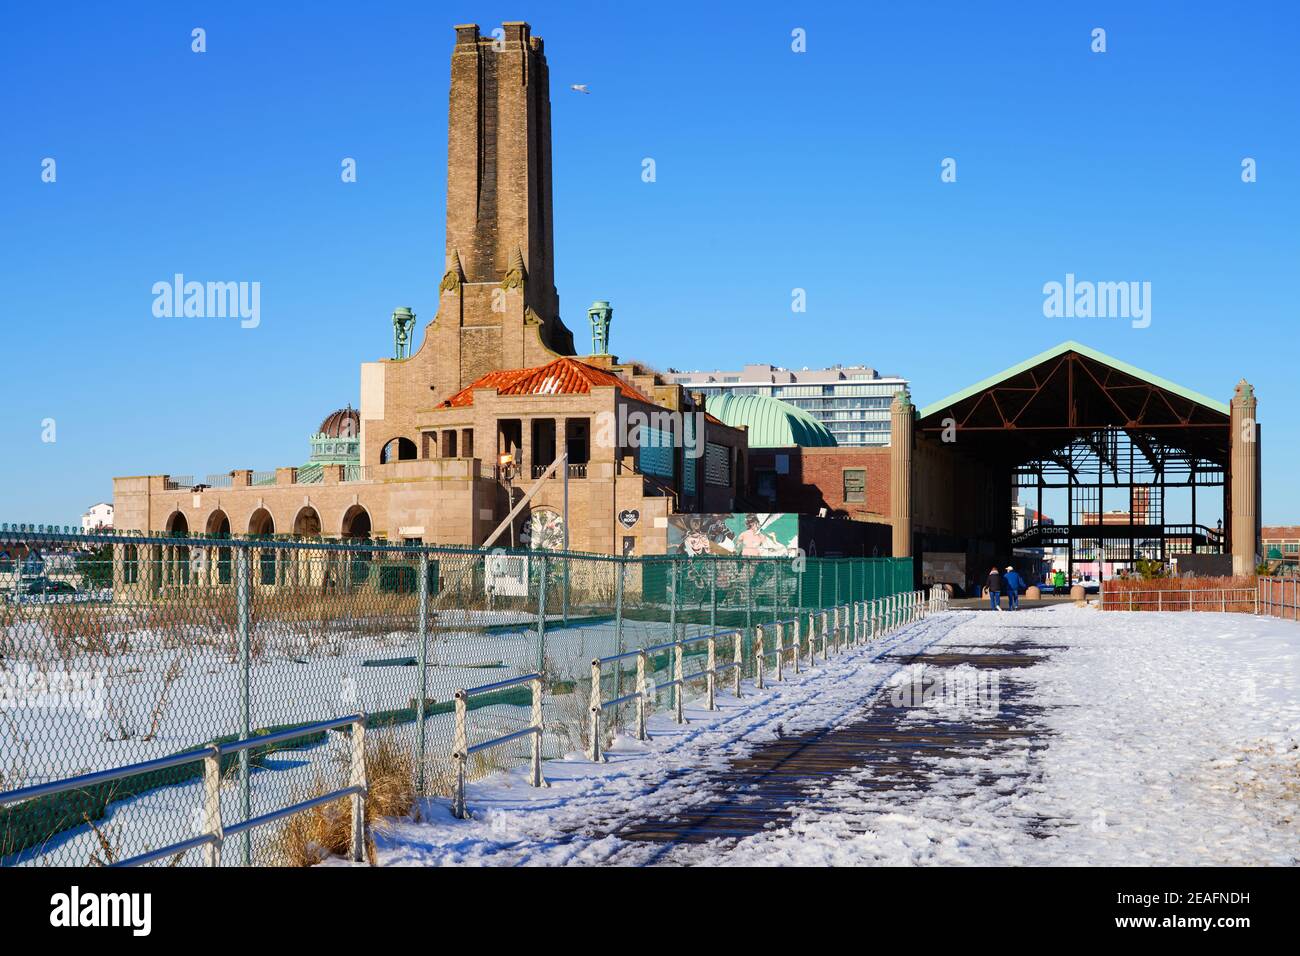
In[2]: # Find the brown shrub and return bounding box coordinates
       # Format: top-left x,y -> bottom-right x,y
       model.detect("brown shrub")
275,734 -> 417,867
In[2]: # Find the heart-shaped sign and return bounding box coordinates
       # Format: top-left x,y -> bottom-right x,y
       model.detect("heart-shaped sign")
618,509 -> 640,529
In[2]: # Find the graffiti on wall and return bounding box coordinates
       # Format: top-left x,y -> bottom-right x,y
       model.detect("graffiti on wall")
666,513 -> 799,558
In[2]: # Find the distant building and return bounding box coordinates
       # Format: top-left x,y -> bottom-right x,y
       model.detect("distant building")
1262,526 -> 1300,569
668,363 -> 908,447
81,502 -> 113,532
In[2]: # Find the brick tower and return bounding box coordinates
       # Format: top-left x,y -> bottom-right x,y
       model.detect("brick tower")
361,22 -> 577,465
435,22 -> 574,388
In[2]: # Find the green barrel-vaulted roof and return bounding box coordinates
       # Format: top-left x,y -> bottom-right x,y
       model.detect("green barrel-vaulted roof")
706,393 -> 838,448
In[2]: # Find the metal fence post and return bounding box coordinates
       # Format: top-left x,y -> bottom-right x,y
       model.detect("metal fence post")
536,555 -> 548,673
820,610 -> 829,660
452,691 -> 468,819
755,624 -> 766,690
792,617 -> 801,674
235,544 -> 251,866
349,714 -> 367,864
669,560 -> 680,715
589,659 -> 604,762
635,651 -> 648,741
710,557 -> 718,634
674,641 -> 686,723
706,634 -> 717,711
776,621 -> 786,681
613,561 -> 625,732
733,630 -> 743,698
202,746 -> 222,868
531,677 -> 548,785
416,551 -> 429,795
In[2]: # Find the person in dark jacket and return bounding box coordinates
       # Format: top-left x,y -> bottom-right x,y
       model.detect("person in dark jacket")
987,566 -> 1002,611
1004,565 -> 1024,610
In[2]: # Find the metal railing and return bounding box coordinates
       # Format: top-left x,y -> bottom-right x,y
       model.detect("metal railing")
0,523 -> 915,864
451,674 -> 546,819
0,714 -> 367,867
1105,587 -> 1258,613
1258,577 -> 1300,621
526,462 -> 589,480
1085,579 -> 1300,620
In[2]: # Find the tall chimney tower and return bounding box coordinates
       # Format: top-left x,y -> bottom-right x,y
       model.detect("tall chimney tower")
446,22 -> 560,323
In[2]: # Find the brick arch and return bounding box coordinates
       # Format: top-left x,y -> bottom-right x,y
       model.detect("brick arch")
340,504 -> 371,540
247,507 -> 275,537
205,510 -> 231,537
164,510 -> 189,535
292,505 -> 322,538
379,436 -> 417,464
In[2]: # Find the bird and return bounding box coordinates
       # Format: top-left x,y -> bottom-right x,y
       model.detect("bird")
570,84 -> 590,94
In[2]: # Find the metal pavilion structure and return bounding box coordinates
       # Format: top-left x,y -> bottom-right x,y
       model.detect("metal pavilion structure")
907,342 -> 1259,583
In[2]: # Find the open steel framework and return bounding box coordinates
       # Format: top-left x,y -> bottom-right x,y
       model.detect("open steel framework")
917,342 -> 1232,579
1011,428 -> 1224,576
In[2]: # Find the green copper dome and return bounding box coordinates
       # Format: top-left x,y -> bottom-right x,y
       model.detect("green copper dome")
706,393 -> 838,448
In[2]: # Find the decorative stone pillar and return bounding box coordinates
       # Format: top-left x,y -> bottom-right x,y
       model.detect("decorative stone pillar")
890,388 -> 914,558
1230,379 -> 1260,576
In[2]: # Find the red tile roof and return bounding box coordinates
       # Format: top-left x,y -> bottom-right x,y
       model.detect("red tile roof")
440,356 -> 656,407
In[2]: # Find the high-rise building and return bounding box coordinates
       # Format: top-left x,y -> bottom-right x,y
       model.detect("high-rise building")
667,364 -> 908,446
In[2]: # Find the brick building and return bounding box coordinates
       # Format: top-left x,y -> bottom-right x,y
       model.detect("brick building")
113,22 -> 746,558
1262,526 -> 1300,569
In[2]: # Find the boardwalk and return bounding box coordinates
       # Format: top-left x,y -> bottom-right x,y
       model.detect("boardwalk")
377,606 -> 1300,866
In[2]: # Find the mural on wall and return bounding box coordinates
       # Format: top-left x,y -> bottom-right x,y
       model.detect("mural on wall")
667,513 -> 799,558
666,513 -> 800,607
525,508 -> 566,551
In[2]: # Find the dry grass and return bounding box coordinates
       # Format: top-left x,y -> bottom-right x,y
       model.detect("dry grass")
1102,575 -> 1258,612
84,814 -> 119,866
275,735 -> 418,867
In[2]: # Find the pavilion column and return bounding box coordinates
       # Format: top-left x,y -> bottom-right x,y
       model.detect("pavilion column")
890,388 -> 915,558
521,418 -> 534,479
1229,379 -> 1260,576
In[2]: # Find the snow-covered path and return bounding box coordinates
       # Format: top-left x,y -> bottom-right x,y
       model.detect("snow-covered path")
372,605 -> 1300,866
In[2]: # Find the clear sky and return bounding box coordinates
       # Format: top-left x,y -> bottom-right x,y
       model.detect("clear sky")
1,0 -> 1297,525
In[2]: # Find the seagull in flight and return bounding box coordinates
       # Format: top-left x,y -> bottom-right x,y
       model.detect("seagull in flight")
570,84 -> 590,94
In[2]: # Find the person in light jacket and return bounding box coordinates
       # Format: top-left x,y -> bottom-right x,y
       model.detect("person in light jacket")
1004,565 -> 1024,610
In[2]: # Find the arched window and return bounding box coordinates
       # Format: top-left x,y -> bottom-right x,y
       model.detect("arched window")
380,437 -> 418,463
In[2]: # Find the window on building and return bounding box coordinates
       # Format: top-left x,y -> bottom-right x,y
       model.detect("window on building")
843,468 -> 866,503
704,442 -> 732,486
755,470 -> 777,501
639,425 -> 675,478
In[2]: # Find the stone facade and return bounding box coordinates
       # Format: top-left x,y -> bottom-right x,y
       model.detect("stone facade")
112,21 -> 748,557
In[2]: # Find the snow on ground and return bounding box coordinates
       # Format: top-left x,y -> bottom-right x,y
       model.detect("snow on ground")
2,612 -> 727,865
374,606 -> 1300,866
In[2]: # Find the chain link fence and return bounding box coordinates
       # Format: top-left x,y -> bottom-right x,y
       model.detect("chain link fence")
0,525 -> 912,866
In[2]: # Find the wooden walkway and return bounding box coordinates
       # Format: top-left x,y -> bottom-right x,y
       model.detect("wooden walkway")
610,633 -> 1060,855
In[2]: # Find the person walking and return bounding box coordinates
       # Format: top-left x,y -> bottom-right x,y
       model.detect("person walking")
986,565 -> 1002,611
1004,565 -> 1023,610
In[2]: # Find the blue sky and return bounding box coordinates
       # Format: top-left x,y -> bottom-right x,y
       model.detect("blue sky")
1,0 -> 1297,525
